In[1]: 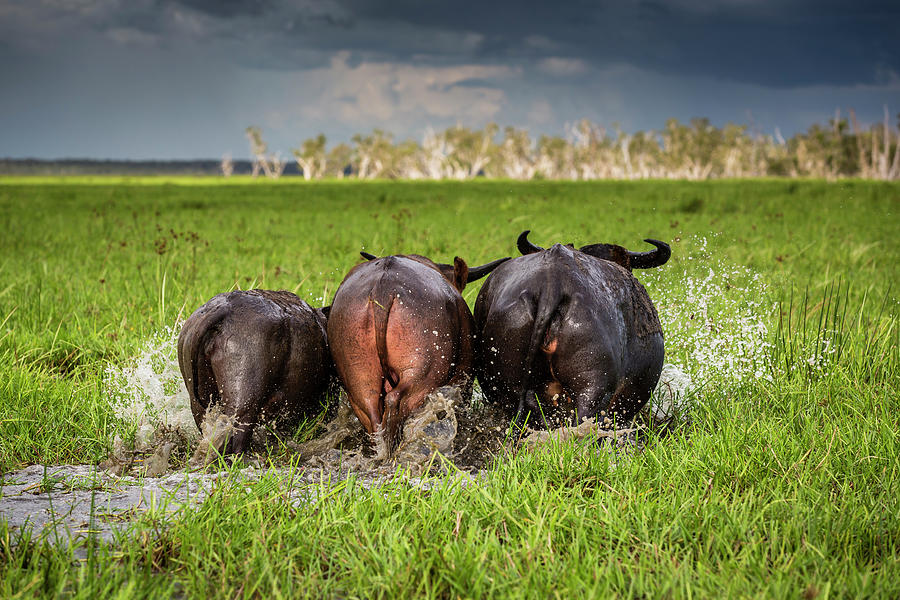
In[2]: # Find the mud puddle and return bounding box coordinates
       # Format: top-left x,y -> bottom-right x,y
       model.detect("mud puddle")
0,387 -> 510,548
0,462 -> 480,553
1,368 -> 688,548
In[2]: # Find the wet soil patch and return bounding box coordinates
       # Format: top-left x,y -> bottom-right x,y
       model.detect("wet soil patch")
1,385 -> 652,547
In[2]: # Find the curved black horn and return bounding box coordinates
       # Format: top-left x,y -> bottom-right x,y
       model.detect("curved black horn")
360,251 -> 377,261
517,230 -> 543,255
628,239 -> 671,269
467,257 -> 511,282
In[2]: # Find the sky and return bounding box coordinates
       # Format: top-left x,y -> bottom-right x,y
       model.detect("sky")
1,0 -> 898,160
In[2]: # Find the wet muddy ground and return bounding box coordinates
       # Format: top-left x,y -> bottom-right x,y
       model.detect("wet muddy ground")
1,386 -> 654,547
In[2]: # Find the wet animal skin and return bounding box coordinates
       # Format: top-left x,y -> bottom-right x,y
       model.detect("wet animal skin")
327,252 -> 508,454
474,231 -> 670,428
177,290 -> 334,455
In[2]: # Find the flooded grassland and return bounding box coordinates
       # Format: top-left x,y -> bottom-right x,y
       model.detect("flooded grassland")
2,238 -> 778,544
1,181 -> 897,597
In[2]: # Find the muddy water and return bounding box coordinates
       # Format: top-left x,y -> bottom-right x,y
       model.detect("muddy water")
293,386 -> 526,475
0,462 -> 479,551
0,382 -> 652,547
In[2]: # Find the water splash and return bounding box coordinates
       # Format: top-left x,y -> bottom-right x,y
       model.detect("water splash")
393,387 -> 459,464
101,242 -> 782,466
641,236 -> 775,388
103,323 -> 196,450
299,387 -> 478,476
189,406 -> 235,467
636,236 -> 779,423
649,363 -> 694,424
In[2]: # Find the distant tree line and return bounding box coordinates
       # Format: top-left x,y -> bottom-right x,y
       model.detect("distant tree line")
3,107 -> 896,180
241,107 -> 900,181
0,158 -> 303,177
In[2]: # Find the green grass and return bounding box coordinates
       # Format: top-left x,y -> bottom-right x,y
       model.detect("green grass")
1,178 -> 898,598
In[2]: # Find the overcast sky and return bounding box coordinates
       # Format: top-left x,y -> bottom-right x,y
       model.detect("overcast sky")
1,0 -> 898,159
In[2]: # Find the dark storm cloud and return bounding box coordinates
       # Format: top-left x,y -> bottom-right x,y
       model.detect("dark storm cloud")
0,0 -> 897,159
94,4 -> 168,36
175,0 -> 273,18
142,0 -> 899,88
6,0 -> 893,86
337,0 -> 899,87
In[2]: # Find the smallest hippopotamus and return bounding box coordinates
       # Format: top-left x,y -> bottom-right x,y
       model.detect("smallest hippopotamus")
177,289 -> 334,455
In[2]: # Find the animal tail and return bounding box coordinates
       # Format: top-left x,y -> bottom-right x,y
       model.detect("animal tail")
516,283 -> 565,421
177,300 -> 228,409
371,281 -> 404,453
370,284 -> 397,386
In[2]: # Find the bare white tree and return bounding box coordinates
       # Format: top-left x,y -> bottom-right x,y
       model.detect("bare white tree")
220,153 -> 234,178
535,135 -> 576,179
270,152 -> 286,179
241,109 -> 897,182
852,105 -> 900,180
890,105 -> 900,181
245,126 -> 273,179
352,130 -> 393,179
444,124 -> 497,179
292,134 -> 328,180
498,127 -> 537,180
568,120 -> 612,179
420,127 -> 453,179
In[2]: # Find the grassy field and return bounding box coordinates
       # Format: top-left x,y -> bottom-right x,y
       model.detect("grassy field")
1,178 -> 898,598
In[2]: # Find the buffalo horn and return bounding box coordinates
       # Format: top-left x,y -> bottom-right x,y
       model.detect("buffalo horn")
467,257 -> 511,282
628,239 -> 671,269
360,251 -> 377,260
517,230 -> 544,255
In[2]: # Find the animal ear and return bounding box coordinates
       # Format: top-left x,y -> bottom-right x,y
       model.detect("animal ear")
360,251 -> 377,261
320,305 -> 331,319
452,256 -> 469,292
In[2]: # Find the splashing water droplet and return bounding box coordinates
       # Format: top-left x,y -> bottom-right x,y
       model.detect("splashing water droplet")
641,236 -> 774,388
650,363 -> 694,423
103,323 -> 197,449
